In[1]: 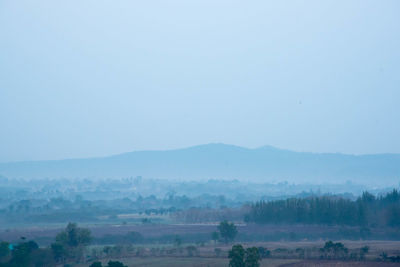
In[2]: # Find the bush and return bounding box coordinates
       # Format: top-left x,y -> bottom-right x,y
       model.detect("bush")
228,244 -> 261,267
89,262 -> 103,267
107,260 -> 128,267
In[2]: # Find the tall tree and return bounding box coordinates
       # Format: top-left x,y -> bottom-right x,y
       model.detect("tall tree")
229,244 -> 245,267
52,222 -> 92,262
218,221 -> 238,243
245,247 -> 261,267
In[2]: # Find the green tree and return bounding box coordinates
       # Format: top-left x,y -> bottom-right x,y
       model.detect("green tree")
107,260 -> 127,267
0,241 -> 10,261
90,262 -> 103,267
8,240 -> 39,267
245,247 -> 261,267
218,221 -> 238,243
53,222 -> 92,262
29,248 -> 55,267
186,245 -> 197,257
229,244 -> 245,267
173,235 -> 182,247
321,241 -> 348,259
50,242 -> 66,263
55,222 -> 92,247
257,247 -> 270,258
360,246 -> 369,260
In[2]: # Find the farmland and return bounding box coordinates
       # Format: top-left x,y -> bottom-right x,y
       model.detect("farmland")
2,223 -> 400,266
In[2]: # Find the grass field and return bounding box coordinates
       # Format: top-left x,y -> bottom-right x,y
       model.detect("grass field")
3,223 -> 400,266
3,223 -> 400,247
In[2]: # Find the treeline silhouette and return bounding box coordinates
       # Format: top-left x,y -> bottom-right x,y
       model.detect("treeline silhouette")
246,189 -> 400,227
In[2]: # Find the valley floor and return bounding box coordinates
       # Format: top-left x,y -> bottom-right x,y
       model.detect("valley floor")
78,257 -> 400,267
77,257 -> 301,267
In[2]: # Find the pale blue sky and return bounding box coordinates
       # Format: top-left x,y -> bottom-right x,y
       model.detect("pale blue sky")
1,0 -> 399,162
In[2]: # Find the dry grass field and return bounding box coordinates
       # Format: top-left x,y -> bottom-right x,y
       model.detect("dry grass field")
3,224 -> 400,266
78,257 -> 400,267
78,257 -> 301,267
2,223 -> 399,244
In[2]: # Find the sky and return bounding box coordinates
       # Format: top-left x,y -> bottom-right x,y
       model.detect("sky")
0,0 -> 400,162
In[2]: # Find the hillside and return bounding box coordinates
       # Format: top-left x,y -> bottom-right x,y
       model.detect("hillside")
0,144 -> 399,185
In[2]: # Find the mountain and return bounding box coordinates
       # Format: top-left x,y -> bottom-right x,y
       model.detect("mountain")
0,144 -> 399,185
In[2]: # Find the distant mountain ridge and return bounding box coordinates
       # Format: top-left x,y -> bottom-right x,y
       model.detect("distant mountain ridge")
0,143 -> 399,185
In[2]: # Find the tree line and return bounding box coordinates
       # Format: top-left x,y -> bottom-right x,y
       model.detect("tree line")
245,189 -> 400,227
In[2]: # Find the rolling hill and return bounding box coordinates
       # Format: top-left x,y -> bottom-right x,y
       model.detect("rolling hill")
0,144 -> 399,185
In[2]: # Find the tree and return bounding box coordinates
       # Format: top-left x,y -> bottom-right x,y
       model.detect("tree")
218,220 -> 238,243
246,190 -> 400,227
29,248 -> 55,267
173,235 -> 182,247
107,260 -> 128,267
361,246 -> 369,254
211,231 -> 219,244
360,246 -> 369,260
55,222 -> 92,247
0,240 -> 55,267
186,245 -> 197,257
229,244 -> 245,267
321,241 -> 348,259
257,247 -> 270,258
50,242 -> 66,263
229,244 -> 262,267
0,241 -> 10,261
8,240 -> 39,267
245,247 -> 261,267
90,262 -> 103,267
53,222 -> 92,262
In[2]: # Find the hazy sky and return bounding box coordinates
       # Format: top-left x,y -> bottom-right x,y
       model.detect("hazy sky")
1,0 -> 400,162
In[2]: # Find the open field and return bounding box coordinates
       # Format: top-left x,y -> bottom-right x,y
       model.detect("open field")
77,257 -> 301,267
2,223 -> 400,266
2,223 -> 400,253
2,223 -> 400,244
77,257 -> 400,267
